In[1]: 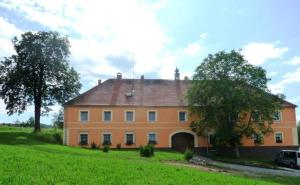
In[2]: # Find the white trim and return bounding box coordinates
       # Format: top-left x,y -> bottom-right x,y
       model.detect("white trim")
101,132 -> 112,144
169,129 -> 198,147
147,110 -> 157,122
178,110 -> 188,122
292,128 -> 298,146
124,132 -> 135,144
147,132 -> 158,142
102,110 -> 113,123
124,110 -> 135,123
79,110 -> 89,123
274,132 -> 284,144
78,132 -> 89,145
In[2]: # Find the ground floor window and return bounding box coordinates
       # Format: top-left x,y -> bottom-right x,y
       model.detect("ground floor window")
148,133 -> 157,144
275,132 -> 283,143
79,133 -> 88,145
103,133 -> 112,145
125,133 -> 134,145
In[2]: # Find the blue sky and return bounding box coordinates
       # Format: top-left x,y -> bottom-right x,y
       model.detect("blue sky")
0,0 -> 299,125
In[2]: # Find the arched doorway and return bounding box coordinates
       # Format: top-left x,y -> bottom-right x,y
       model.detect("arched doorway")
169,130 -> 198,152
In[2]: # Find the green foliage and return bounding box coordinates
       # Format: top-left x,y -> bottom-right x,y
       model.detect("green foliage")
52,132 -> 63,144
0,31 -> 81,132
140,144 -> 154,157
103,145 -> 110,152
184,149 -> 193,161
52,108 -> 64,129
188,50 -> 281,157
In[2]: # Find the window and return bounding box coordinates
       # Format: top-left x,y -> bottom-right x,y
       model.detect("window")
102,133 -> 112,145
125,133 -> 134,145
79,133 -> 88,145
252,133 -> 263,145
148,111 -> 156,122
125,111 -> 134,122
273,111 -> 281,121
80,111 -> 88,122
275,133 -> 283,143
179,111 -> 187,122
208,134 -> 215,145
103,111 -> 112,122
148,133 -> 157,144
251,111 -> 261,122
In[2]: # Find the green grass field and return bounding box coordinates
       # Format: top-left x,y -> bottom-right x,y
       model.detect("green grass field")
0,126 -> 297,185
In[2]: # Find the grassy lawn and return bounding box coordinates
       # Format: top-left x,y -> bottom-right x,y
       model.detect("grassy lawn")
0,126 -> 298,185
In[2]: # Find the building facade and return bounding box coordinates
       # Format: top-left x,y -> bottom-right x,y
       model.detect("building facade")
63,72 -> 299,155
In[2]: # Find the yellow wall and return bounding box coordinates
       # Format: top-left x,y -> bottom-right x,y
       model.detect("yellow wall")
64,106 -> 298,148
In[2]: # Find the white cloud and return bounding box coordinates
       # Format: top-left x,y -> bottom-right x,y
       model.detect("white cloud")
182,42 -> 203,56
267,71 -> 278,78
282,56 -> 300,65
0,0 -> 174,81
242,42 -> 288,65
199,33 -> 208,39
269,68 -> 300,93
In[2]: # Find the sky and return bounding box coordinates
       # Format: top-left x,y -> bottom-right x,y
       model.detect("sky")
0,0 -> 299,125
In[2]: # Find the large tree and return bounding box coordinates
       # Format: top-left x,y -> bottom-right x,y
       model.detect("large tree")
187,50 -> 281,157
0,31 -> 81,132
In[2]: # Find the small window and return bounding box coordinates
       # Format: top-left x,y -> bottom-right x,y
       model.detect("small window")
275,133 -> 283,143
103,111 -> 112,122
179,111 -> 187,122
79,133 -> 88,145
148,111 -> 156,122
125,133 -> 134,145
208,134 -> 215,145
103,133 -> 112,145
273,111 -> 281,121
80,111 -> 88,122
148,133 -> 157,144
125,111 -> 134,122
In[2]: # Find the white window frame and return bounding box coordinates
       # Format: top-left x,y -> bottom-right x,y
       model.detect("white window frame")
79,110 -> 89,123
78,132 -> 89,145
124,110 -> 135,123
147,132 -> 157,142
178,110 -> 188,122
124,132 -> 135,144
273,111 -> 282,122
147,110 -> 157,122
274,132 -> 284,144
102,132 -> 112,145
102,110 -> 113,123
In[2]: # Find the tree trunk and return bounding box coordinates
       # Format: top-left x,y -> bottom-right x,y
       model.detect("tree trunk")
34,101 -> 41,132
234,145 -> 240,158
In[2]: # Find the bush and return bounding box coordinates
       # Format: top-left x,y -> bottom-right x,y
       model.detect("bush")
184,149 -> 193,161
140,144 -> 154,157
116,143 -> 121,149
91,142 -> 97,149
52,133 -> 62,144
103,145 -> 110,153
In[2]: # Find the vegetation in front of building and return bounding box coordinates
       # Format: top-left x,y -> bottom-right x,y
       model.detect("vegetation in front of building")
103,145 -> 110,153
184,149 -> 194,161
140,144 -> 155,157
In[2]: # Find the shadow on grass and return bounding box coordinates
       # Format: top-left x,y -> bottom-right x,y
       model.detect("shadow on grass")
0,131 -> 58,145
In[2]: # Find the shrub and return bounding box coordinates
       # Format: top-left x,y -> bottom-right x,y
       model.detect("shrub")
52,133 -> 62,144
103,145 -> 110,153
102,141 -> 111,146
184,149 -> 193,161
91,142 -> 97,149
116,143 -> 121,149
140,144 -> 154,157
148,140 -> 157,145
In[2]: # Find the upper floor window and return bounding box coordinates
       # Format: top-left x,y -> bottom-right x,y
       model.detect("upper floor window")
148,133 -> 157,144
179,111 -> 187,122
125,111 -> 134,122
273,111 -> 281,121
80,111 -> 88,122
103,111 -> 112,122
102,133 -> 112,145
275,132 -> 283,143
148,111 -> 157,122
79,133 -> 88,145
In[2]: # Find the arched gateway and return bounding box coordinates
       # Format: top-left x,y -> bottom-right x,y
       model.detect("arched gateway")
169,130 -> 198,152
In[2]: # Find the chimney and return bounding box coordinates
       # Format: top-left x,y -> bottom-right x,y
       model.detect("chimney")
175,67 -> 180,80
98,79 -> 102,85
141,75 -> 144,80
184,76 -> 189,81
117,72 -> 122,80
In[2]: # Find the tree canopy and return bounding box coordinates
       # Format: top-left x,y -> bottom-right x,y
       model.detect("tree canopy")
187,50 -> 281,157
0,31 -> 81,132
